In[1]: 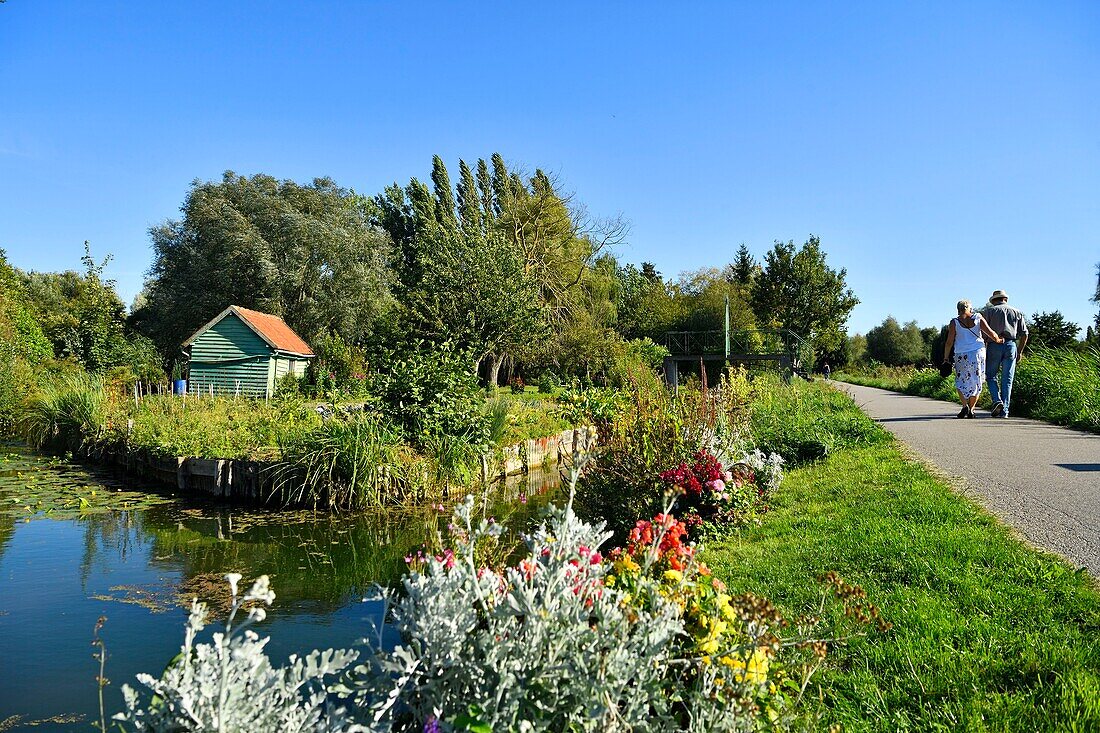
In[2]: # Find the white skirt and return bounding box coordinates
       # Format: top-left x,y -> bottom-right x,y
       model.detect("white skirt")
954,348 -> 986,399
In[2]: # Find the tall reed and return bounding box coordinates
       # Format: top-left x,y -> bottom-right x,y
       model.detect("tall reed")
1013,346 -> 1100,432
275,411 -> 424,510
20,373 -> 108,451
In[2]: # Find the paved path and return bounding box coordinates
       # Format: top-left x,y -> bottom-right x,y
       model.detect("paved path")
839,383 -> 1100,577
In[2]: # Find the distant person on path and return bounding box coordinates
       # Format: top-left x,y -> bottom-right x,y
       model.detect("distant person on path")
981,289 -> 1029,418
943,299 -> 1003,418
822,362 -> 831,380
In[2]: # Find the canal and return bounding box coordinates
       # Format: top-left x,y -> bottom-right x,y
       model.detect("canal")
0,447 -> 560,731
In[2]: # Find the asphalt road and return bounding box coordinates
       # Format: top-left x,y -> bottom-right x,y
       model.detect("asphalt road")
839,383 -> 1100,577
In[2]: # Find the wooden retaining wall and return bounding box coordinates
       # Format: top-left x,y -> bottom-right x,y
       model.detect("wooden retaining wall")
90,426 -> 597,505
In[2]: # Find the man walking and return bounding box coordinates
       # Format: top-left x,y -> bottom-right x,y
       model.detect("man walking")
981,289 -> 1029,418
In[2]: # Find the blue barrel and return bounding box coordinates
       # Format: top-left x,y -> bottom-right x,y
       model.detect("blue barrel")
172,379 -> 188,395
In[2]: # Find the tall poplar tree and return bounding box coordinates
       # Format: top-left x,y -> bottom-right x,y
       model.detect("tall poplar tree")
430,155 -> 458,234
456,159 -> 481,234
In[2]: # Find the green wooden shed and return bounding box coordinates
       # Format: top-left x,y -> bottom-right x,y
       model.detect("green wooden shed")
182,306 -> 315,397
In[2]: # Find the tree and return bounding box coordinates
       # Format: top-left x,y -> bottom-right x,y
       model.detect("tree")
724,244 -> 759,286
405,229 -> 547,384
134,172 -> 396,354
372,153 -> 628,382
749,235 -> 859,355
865,316 -> 927,366
1028,311 -> 1080,350
668,267 -> 755,334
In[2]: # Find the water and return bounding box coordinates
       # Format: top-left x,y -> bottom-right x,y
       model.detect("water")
0,447 -> 560,731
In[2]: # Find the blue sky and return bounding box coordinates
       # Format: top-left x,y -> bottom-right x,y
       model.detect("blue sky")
2,1 -> 1098,335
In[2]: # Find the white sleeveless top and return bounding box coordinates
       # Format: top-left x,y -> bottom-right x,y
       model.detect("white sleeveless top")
954,315 -> 986,353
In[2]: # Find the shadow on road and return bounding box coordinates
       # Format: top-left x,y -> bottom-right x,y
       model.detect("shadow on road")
1055,464 -> 1100,472
875,415 -> 951,423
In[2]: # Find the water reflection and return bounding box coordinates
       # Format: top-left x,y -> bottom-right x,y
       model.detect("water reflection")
0,448 -> 560,730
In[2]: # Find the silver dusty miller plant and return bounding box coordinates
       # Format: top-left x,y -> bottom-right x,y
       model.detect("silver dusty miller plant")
115,574 -> 360,733
351,490 -> 689,733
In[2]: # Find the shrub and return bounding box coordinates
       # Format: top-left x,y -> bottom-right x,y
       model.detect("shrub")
276,410 -> 427,509
658,448 -> 781,529
370,341 -> 490,447
120,496 -> 874,732
576,373 -> 754,538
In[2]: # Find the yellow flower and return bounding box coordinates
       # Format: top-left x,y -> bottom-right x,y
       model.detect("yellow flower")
663,569 -> 683,583
615,556 -> 640,574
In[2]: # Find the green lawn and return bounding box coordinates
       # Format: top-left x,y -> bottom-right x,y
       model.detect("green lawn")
703,437 -> 1100,731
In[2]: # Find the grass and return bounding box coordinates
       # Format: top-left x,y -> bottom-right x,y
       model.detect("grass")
702,409 -> 1100,730
748,375 -> 887,466
112,394 -> 323,460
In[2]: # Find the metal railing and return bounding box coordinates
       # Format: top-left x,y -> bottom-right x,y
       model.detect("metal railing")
664,328 -> 813,370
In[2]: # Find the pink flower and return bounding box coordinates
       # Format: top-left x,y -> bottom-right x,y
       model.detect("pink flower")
708,479 -> 726,492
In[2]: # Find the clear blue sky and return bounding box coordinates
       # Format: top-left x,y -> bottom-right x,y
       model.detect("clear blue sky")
2,1 -> 1098,335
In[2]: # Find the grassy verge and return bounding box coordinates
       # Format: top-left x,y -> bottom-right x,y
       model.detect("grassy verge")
703,418 -> 1100,729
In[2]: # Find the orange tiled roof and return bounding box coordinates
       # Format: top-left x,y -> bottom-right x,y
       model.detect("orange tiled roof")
231,306 -> 314,356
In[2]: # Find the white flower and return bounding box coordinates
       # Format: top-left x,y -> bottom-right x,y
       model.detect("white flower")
225,572 -> 243,598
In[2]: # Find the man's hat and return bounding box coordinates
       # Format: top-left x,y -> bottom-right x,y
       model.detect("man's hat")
990,289 -> 1009,302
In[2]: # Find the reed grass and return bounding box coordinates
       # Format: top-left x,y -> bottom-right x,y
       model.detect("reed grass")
1013,346 -> 1100,432
275,411 -> 430,510
20,373 -> 108,451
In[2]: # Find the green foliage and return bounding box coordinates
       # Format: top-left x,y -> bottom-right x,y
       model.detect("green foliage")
308,331 -> 368,397
276,410 -> 427,509
1027,310 -> 1080,350
491,395 -> 570,447
575,373 -> 753,538
864,316 -> 928,366
119,394 -> 321,461
0,250 -> 53,433
369,341 -> 490,446
135,172 -> 396,354
20,373 -> 108,452
1013,346 -> 1100,432
404,228 -> 547,368
20,243 -> 162,379
750,235 -> 859,356
747,376 -> 884,465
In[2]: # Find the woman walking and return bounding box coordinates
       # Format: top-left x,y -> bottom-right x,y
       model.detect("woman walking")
943,299 -> 1003,418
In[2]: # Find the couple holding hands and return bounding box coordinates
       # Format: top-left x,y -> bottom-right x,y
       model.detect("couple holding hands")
943,289 -> 1029,419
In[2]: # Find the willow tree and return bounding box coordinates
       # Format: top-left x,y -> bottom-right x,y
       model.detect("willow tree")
135,172 -> 396,354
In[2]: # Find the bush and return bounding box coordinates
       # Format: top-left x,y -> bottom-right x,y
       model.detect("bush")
576,372 -> 753,538
120,497 -> 874,732
117,575 -> 359,732
276,410 -> 429,509
370,341 -> 489,447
